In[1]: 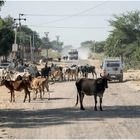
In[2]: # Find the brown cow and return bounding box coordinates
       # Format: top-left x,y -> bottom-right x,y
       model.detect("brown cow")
0,79 -> 31,102
28,75 -> 50,100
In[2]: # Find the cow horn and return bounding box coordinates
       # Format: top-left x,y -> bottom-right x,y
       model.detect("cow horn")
100,73 -> 103,78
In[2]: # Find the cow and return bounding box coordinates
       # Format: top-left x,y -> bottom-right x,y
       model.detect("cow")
62,56 -> 68,60
41,66 -> 51,78
75,74 -> 111,111
79,65 -> 97,78
0,79 -> 31,102
27,75 -> 50,100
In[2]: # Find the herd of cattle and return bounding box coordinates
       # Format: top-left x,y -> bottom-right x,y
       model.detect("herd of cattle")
0,62 -> 111,111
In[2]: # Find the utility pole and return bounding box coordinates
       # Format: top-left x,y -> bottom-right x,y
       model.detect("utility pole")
12,23 -> 18,60
92,41 -> 95,53
44,32 -> 49,59
14,23 -> 18,44
56,35 -> 60,45
32,32 -> 35,62
93,41 -> 95,53
14,13 -> 26,60
30,35 -> 33,62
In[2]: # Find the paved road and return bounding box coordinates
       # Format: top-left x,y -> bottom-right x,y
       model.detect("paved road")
0,59 -> 140,139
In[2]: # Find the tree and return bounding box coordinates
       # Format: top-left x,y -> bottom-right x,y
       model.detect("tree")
80,40 -> 93,48
0,17 -> 14,58
105,11 -> 140,67
51,40 -> 63,52
0,0 -> 4,9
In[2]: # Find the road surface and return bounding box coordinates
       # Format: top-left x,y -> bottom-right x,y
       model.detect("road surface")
0,59 -> 140,139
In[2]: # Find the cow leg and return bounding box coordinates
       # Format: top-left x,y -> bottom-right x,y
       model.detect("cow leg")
23,88 -> 30,102
75,94 -> 79,106
94,71 -> 97,79
42,86 -> 45,98
91,72 -> 94,78
10,91 -> 13,102
94,96 -> 98,111
23,93 -> 27,102
86,73 -> 88,78
13,92 -> 15,102
33,90 -> 38,100
28,91 -> 31,103
39,87 -> 43,100
79,93 -> 85,110
46,84 -> 49,92
99,97 -> 103,111
45,85 -> 50,100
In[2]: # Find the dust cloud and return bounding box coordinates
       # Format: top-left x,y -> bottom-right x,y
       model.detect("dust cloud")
61,46 -> 90,60
77,47 -> 90,60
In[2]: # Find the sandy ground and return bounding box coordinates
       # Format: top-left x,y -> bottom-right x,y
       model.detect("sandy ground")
0,59 -> 140,139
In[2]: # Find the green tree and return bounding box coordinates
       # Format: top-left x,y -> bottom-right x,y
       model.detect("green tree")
51,40 -> 63,52
80,40 -> 93,48
16,25 -> 43,50
105,11 -> 140,67
0,16 -> 14,58
0,0 -> 4,9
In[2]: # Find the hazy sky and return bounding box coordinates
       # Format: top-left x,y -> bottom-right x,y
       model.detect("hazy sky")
0,1 -> 140,47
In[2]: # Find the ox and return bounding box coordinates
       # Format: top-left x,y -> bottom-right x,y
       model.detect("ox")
75,74 -> 110,111
0,79 -> 31,102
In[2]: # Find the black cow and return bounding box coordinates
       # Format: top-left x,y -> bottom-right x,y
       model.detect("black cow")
75,74 -> 111,111
41,66 -> 51,78
63,56 -> 68,60
79,65 -> 97,78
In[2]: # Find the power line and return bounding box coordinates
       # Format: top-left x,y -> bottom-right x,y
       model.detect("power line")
26,1 -> 109,25
27,25 -> 109,29
24,14 -> 112,17
43,1 -> 109,25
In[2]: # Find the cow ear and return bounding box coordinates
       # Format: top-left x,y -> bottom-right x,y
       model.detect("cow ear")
97,79 -> 102,84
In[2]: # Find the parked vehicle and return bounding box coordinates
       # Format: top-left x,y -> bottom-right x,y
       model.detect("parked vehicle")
101,58 -> 124,82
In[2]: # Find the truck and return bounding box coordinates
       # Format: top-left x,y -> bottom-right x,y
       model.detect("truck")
68,49 -> 78,60
101,58 -> 124,82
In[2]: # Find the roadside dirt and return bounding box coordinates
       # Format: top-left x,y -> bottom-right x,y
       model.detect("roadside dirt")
0,59 -> 140,139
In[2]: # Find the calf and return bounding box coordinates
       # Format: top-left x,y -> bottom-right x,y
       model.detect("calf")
0,79 -> 31,102
75,74 -> 110,111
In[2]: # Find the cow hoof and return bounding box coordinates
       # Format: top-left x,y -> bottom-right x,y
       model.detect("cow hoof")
94,108 -> 98,111
100,107 -> 103,111
80,108 -> 85,110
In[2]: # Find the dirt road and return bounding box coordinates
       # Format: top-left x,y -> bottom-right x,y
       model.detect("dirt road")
0,59 -> 140,139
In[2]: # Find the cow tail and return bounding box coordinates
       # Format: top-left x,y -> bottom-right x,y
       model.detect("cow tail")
75,80 -> 80,106
75,92 -> 79,106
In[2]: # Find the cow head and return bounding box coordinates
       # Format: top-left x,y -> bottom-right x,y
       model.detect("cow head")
0,79 -> 6,86
100,73 -> 111,88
